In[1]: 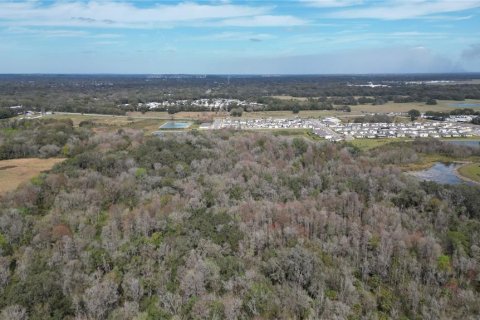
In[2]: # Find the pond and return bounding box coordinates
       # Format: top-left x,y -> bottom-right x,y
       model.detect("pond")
444,140 -> 480,149
160,121 -> 192,129
448,103 -> 480,108
409,162 -> 469,185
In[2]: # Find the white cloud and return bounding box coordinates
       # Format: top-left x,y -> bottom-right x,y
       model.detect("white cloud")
302,0 -> 363,7
195,32 -> 276,42
0,1 -> 305,28
218,15 -> 307,27
4,26 -> 88,37
290,31 -> 450,47
422,14 -> 473,21
4,26 -> 123,39
328,0 -> 480,20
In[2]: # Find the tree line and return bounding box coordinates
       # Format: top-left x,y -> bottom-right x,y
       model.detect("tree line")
1,74 -> 480,115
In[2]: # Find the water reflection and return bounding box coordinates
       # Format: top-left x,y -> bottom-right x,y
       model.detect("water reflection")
409,163 -> 468,185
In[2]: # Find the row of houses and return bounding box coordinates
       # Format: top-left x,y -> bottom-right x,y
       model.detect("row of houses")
192,99 -> 264,110
448,115 -> 476,123
138,99 -> 264,111
213,118 -> 322,130
327,121 -> 475,139
207,116 -> 479,141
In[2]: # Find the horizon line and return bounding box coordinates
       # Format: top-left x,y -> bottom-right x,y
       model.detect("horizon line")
1,72 -> 480,76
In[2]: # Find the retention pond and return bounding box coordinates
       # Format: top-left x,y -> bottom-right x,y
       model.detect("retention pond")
159,121 -> 192,129
409,162 -> 475,185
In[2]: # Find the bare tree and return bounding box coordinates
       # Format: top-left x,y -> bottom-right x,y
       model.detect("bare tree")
0,305 -> 27,320
83,278 -> 119,319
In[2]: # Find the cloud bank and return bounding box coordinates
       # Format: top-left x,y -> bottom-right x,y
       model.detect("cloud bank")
213,47 -> 460,74
328,0 -> 480,20
0,1 -> 306,28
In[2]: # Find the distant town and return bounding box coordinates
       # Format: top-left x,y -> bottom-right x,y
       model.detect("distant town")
135,99 -> 264,111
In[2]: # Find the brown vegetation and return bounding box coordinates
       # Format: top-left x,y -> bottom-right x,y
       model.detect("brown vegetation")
0,158 -> 65,194
0,118 -> 479,319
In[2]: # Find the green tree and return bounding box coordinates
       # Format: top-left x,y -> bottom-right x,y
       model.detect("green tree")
230,107 -> 244,117
408,109 -> 421,121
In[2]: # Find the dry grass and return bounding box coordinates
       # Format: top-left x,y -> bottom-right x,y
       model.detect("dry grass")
45,114 -> 166,133
0,158 -> 65,194
127,111 -> 222,121
131,99 -> 480,120
270,96 -> 309,101
349,100 -> 468,114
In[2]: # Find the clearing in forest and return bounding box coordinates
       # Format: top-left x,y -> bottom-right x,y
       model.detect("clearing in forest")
0,158 -> 65,194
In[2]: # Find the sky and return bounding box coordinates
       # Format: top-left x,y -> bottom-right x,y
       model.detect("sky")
0,0 -> 480,74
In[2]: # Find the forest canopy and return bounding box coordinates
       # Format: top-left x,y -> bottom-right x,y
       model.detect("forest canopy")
0,119 -> 479,319
1,74 -> 480,115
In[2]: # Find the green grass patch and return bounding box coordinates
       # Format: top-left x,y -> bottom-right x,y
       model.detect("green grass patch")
458,163 -> 480,182
348,138 -> 403,151
441,137 -> 480,142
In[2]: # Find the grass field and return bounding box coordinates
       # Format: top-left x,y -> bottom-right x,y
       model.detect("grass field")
458,162 -> 480,183
42,99 -> 480,127
270,96 -> 309,101
36,98 -> 480,137
265,99 -> 480,116
347,138 -> 408,150
127,111 -> 218,121
0,158 -> 65,194
349,100 -> 467,114
273,98 -> 478,112
44,114 -> 166,133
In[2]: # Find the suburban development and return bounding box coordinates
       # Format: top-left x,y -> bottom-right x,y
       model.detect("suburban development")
208,116 -> 480,141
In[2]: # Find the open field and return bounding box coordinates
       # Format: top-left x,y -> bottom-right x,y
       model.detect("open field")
0,158 -> 65,194
350,99 -> 478,114
129,109 -> 369,119
127,111 -> 219,121
458,162 -> 480,183
270,95 -> 310,101
43,114 -> 166,133
263,99 -> 480,115
29,98 -> 480,137
242,128 -> 325,141
38,99 -> 480,128
347,138 -> 407,151
134,99 -> 480,119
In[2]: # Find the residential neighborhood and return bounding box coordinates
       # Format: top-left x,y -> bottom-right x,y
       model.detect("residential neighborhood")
137,98 -> 264,111
207,116 -> 480,141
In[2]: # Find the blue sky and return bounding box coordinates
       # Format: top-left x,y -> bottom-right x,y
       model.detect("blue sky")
0,0 -> 480,74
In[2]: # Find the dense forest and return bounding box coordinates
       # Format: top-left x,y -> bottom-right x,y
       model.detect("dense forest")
1,74 -> 480,115
0,119 -> 479,319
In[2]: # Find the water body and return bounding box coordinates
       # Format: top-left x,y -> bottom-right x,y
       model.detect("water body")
410,163 -> 467,185
444,140 -> 480,148
160,121 -> 192,129
448,103 -> 480,108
